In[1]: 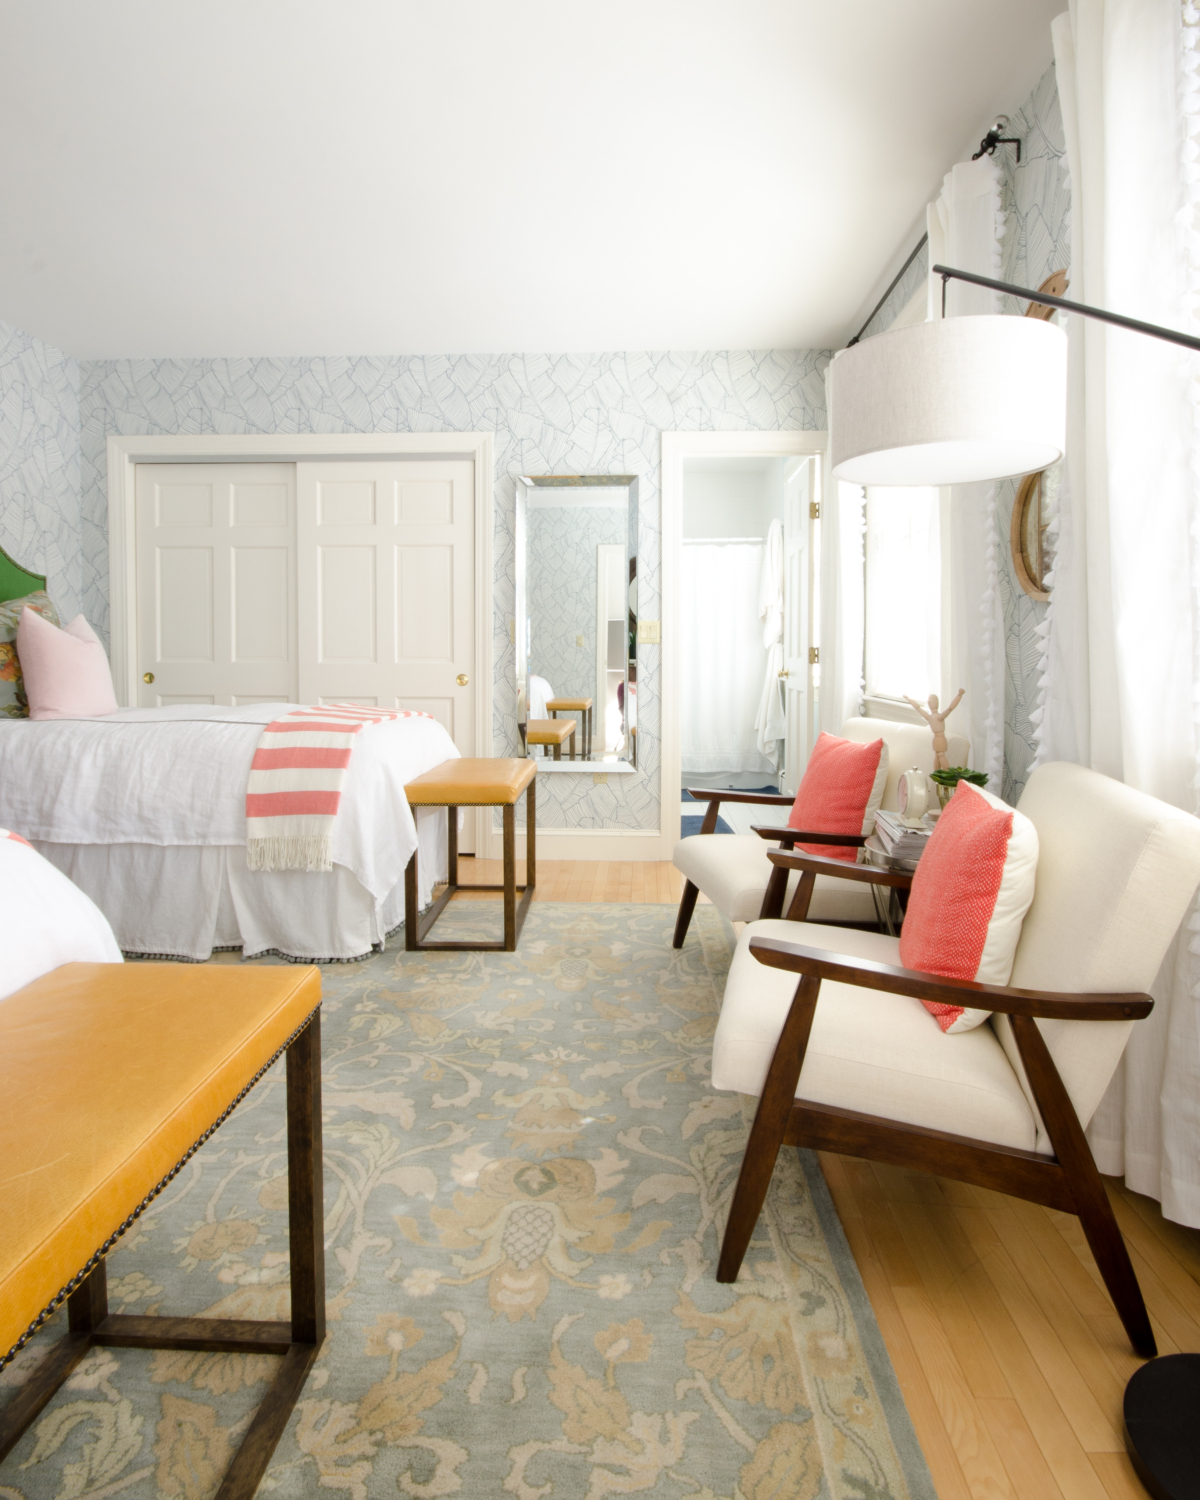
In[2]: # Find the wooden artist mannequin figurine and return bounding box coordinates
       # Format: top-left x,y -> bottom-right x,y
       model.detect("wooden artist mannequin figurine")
904,689 -> 965,771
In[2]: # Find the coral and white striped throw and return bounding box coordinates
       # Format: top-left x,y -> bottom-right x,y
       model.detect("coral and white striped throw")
245,704 -> 435,873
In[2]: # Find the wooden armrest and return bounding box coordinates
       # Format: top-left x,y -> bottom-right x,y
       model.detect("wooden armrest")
766,847 -> 911,889
686,788 -> 794,805
747,935 -> 1153,1022
752,826 -> 867,847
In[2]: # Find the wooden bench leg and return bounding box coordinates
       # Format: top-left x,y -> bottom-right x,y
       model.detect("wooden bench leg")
503,803 -> 516,949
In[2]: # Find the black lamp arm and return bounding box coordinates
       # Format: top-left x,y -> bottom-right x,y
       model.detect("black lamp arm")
933,264 -> 1200,353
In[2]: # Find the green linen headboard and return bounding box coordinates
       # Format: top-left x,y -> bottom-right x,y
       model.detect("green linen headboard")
0,544 -> 47,604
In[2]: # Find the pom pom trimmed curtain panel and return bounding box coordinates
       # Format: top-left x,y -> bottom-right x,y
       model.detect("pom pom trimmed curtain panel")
1036,0 -> 1200,1227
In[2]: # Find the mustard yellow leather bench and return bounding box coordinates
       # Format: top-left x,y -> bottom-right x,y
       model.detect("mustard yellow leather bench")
546,696 -> 593,758
526,716 -> 577,759
404,757 -> 536,951
0,961 -> 324,1499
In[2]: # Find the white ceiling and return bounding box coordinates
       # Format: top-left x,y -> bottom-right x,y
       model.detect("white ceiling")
0,0 -> 1062,359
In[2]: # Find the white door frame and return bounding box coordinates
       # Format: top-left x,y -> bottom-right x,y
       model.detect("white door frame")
661,430 -> 827,833
108,431 -> 495,847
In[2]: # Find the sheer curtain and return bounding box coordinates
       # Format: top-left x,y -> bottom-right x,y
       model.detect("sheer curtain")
681,542 -> 775,776
930,155 -> 1006,787
1038,0 -> 1200,1225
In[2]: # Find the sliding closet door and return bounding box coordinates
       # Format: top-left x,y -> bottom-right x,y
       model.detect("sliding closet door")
134,462 -> 297,707
295,460 -> 475,751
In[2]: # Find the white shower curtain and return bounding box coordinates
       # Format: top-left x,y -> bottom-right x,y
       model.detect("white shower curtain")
681,542 -> 775,776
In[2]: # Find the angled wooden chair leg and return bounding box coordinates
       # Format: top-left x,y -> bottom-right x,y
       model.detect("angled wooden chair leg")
673,881 -> 700,948
1011,1014 -> 1157,1357
717,975 -> 820,1282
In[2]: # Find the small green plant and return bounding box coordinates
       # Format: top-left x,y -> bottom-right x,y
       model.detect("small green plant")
929,766 -> 988,790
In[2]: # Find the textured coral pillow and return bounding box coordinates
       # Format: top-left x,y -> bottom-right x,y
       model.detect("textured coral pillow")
787,732 -> 888,862
17,607 -> 119,720
899,780 -> 1038,1033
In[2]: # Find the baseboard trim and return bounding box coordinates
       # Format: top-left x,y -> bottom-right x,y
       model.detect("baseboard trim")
482,827 -> 673,861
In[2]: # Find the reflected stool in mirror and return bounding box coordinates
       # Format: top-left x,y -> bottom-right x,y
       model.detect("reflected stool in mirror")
526,718 -> 577,760
403,758 -> 536,951
547,698 -> 593,758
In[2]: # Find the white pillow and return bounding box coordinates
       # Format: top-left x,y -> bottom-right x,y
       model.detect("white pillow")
898,781 -> 1039,1033
0,831 -> 123,1000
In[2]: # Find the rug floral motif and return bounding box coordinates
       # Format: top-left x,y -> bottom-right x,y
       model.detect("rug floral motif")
1,904 -> 933,1500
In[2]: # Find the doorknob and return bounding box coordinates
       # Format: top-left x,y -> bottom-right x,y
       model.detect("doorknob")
456,673 -> 469,686
143,672 -> 155,683
777,668 -> 788,678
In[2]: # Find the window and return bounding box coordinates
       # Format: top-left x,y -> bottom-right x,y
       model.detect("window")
863,486 -> 941,710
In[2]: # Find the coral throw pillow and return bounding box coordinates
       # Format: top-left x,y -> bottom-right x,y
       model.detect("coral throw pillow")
787,732 -> 888,862
17,607 -> 119,720
899,781 -> 1039,1033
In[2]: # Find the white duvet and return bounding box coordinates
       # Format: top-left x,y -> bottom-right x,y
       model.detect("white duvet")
0,704 -> 459,903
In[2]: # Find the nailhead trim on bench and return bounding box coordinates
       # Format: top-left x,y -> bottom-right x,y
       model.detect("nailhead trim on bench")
0,1008 -> 318,1373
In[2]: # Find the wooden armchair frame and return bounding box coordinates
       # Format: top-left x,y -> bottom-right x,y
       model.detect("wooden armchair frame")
672,788 -> 866,948
720,848 -> 1158,1357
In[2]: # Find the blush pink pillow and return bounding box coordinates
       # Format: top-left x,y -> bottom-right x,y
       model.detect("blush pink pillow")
787,732 -> 888,862
17,607 -> 119,720
899,781 -> 1038,1033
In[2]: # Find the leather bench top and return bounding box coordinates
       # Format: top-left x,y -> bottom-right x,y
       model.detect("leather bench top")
546,698 -> 592,711
0,961 -> 320,1360
525,719 -> 576,744
405,757 -> 536,804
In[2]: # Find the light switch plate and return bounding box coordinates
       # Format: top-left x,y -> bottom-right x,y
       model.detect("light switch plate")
638,619 -> 661,644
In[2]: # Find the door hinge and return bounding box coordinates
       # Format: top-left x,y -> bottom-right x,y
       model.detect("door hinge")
809,501 -> 820,520
808,646 -> 820,665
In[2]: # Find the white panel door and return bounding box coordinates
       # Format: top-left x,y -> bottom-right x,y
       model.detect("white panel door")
135,462 -> 297,707
296,459 -> 475,751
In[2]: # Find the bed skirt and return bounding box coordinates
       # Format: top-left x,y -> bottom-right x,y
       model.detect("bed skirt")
33,808 -> 448,963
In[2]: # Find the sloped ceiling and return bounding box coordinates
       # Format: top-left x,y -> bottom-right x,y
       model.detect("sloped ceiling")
0,0 -> 1062,358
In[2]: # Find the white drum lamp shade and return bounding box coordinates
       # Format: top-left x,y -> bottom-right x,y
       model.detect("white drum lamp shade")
828,316 -> 1068,486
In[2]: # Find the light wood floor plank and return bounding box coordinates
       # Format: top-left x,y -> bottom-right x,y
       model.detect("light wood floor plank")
835,1213 -> 976,1500
1090,1451 -> 1155,1500
977,1397 -> 1067,1500
892,1284 -> 1018,1500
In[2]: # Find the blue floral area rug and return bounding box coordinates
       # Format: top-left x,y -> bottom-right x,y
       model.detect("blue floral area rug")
1,904 -> 934,1500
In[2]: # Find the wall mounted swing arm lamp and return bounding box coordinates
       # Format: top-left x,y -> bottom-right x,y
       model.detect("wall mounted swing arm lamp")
933,264 -> 1200,352
828,264 -> 1200,487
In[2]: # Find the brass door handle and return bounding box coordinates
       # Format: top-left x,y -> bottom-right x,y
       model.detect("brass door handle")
143,672 -> 155,684
777,669 -> 788,678
456,673 -> 469,686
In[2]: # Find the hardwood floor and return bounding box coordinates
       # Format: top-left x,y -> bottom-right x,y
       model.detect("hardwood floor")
486,858 -> 1200,1500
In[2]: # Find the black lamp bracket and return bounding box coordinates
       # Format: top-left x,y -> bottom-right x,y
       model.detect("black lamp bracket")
972,116 -> 1021,164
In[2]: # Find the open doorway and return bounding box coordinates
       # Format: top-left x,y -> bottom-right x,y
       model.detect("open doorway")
662,431 -> 826,851
680,457 -> 783,834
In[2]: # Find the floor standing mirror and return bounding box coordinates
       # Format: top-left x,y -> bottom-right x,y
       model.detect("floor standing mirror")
514,474 -> 638,773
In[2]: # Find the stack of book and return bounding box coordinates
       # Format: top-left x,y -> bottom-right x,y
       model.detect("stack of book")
865,810 -> 936,870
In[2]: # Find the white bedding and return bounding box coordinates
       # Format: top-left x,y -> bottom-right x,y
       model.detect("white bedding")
0,835 -> 122,1000
0,704 -> 460,962
0,704 -> 458,903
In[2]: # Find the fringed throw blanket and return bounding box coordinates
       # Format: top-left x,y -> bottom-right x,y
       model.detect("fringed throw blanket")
246,704 -> 434,872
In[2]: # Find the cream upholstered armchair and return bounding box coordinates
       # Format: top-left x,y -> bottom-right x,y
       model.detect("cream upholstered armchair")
710,762 -> 1200,1357
673,716 -> 968,948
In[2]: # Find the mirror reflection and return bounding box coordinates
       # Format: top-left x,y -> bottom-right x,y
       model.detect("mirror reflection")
515,475 -> 638,769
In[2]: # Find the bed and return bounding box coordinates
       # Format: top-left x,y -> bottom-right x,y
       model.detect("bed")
0,549 -> 458,962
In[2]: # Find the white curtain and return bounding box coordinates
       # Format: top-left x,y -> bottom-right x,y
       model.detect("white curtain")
818,468 -> 866,735
929,156 -> 1007,787
681,542 -> 775,775
1040,1 -> 1200,1225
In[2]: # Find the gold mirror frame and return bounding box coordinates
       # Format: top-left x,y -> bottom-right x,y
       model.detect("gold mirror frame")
1010,468 -> 1056,601
1010,271 -> 1069,602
